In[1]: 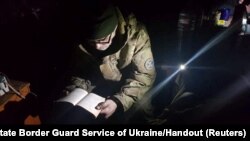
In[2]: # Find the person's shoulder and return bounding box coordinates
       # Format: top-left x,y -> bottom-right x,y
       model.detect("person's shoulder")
117,6 -> 138,27
116,6 -> 149,39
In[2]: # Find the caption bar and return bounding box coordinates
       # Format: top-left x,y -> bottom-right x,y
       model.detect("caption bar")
0,128 -> 247,138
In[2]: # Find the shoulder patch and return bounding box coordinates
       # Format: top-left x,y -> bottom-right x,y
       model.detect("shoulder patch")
144,58 -> 154,70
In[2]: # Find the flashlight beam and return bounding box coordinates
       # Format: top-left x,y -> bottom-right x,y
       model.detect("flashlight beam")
132,20 -> 242,118
144,20 -> 241,104
185,20 -> 241,66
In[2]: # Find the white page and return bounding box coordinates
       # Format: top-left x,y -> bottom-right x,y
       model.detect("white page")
77,93 -> 105,118
57,88 -> 88,105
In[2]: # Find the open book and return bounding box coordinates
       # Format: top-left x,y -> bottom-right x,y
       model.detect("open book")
57,88 -> 106,118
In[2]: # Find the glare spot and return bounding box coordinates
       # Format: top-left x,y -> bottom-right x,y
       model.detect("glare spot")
180,64 -> 186,70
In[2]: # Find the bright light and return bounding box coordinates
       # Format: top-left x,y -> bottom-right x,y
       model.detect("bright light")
242,17 -> 247,25
132,19 -> 242,118
179,64 -> 186,70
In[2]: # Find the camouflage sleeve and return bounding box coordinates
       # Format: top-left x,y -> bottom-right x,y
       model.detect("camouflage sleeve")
64,77 -> 95,94
114,26 -> 156,111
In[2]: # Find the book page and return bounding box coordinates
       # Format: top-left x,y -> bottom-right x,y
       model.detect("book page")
57,88 -> 88,105
77,93 -> 105,118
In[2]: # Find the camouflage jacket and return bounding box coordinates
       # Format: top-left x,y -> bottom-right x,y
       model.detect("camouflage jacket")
66,8 -> 156,112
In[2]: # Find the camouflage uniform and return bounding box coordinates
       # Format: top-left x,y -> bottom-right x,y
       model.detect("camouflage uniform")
65,7 -> 156,112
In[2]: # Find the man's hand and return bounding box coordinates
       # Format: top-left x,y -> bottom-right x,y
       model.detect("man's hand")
96,99 -> 117,119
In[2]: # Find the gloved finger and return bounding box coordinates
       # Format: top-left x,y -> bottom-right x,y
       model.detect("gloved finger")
100,100 -> 110,109
99,108 -> 112,119
95,102 -> 104,110
100,107 -> 109,114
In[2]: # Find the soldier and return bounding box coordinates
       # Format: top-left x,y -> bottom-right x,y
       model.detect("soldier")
50,1 -> 156,124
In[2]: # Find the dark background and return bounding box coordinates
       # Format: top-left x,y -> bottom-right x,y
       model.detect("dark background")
0,0 -> 250,124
